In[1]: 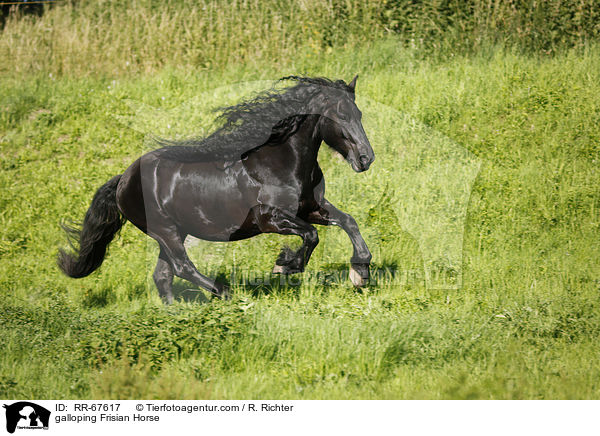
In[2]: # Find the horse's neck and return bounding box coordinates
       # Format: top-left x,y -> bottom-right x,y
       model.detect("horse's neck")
245,114 -> 322,177
287,114 -> 322,171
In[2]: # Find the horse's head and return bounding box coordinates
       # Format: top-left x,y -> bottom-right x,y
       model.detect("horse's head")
317,75 -> 374,172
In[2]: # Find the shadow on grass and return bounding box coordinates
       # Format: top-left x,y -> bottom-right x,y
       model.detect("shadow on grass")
172,281 -> 211,304
171,271 -> 302,302
170,261 -> 404,303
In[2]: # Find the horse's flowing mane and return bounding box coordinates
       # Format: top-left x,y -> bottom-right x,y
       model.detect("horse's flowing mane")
154,76 -> 354,162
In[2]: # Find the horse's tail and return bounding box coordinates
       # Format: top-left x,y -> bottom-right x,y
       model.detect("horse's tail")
58,175 -> 125,278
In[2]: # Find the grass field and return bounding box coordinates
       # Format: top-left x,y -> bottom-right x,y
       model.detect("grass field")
1,26 -> 600,398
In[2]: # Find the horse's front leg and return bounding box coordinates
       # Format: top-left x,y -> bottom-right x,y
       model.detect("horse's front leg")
307,199 -> 372,287
251,204 -> 319,275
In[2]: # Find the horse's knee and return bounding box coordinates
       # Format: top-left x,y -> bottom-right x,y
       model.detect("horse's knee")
153,271 -> 168,287
153,262 -> 172,285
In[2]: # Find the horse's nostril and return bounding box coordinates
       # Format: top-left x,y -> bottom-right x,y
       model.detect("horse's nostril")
359,155 -> 370,168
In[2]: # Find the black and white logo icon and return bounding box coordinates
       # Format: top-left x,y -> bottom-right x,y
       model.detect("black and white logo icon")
3,402 -> 50,434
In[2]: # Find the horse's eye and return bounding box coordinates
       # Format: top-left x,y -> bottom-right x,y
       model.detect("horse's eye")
338,113 -> 348,122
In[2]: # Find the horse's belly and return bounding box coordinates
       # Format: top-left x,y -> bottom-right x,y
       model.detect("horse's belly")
165,163 -> 258,240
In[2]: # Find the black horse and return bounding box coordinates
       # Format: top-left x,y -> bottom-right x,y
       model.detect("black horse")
58,76 -> 375,303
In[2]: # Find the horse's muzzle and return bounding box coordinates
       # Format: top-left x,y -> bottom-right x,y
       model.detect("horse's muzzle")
353,153 -> 374,172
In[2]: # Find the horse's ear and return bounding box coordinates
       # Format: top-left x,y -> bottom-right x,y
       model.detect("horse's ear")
348,74 -> 358,92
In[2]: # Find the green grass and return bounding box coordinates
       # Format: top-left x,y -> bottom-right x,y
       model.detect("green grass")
1,39 -> 599,399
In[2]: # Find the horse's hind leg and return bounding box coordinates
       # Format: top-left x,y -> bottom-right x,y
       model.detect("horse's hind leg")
153,249 -> 174,304
150,227 -> 230,300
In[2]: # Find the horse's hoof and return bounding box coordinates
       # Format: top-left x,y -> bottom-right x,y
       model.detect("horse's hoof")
218,285 -> 231,300
349,265 -> 369,287
272,264 -> 303,275
161,294 -> 174,305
